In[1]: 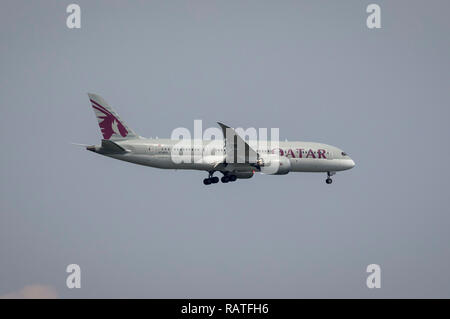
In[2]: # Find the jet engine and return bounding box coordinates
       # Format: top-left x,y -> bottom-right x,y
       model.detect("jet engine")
258,155 -> 291,175
233,171 -> 254,179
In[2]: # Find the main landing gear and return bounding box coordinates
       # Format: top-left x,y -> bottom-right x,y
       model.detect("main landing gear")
326,171 -> 335,184
203,171 -> 219,185
203,172 -> 237,185
221,174 -> 237,183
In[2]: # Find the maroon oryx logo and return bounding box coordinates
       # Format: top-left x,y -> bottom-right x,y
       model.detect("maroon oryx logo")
90,99 -> 128,139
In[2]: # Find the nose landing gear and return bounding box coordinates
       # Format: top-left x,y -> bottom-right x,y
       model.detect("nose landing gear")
326,171 -> 335,184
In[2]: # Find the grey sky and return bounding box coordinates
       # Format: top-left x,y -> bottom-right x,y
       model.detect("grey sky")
1,0 -> 449,298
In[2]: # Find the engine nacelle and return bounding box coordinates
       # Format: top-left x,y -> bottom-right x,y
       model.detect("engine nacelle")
259,155 -> 291,175
233,171 -> 254,179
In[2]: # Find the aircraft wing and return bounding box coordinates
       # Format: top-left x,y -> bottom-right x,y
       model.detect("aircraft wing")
217,122 -> 260,165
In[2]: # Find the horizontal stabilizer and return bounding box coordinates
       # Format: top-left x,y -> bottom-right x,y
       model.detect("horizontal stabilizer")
101,139 -> 127,153
71,142 -> 91,147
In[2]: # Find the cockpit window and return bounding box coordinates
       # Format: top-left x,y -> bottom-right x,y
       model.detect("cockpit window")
341,152 -> 347,156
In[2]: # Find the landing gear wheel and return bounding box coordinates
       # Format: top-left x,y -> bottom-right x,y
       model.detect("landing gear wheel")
221,176 -> 230,183
203,178 -> 212,185
211,176 -> 219,184
326,178 -> 332,184
229,175 -> 237,182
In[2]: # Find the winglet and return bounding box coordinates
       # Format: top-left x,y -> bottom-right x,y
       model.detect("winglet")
217,122 -> 230,134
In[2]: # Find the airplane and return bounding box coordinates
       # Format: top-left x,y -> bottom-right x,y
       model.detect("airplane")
83,93 -> 355,185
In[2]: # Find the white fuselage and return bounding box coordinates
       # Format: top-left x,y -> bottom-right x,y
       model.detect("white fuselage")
92,138 -> 355,174
85,93 -> 355,183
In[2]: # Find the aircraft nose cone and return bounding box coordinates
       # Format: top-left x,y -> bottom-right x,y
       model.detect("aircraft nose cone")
349,159 -> 356,169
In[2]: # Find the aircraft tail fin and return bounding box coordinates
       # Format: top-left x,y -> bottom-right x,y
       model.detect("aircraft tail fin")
88,93 -> 139,140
